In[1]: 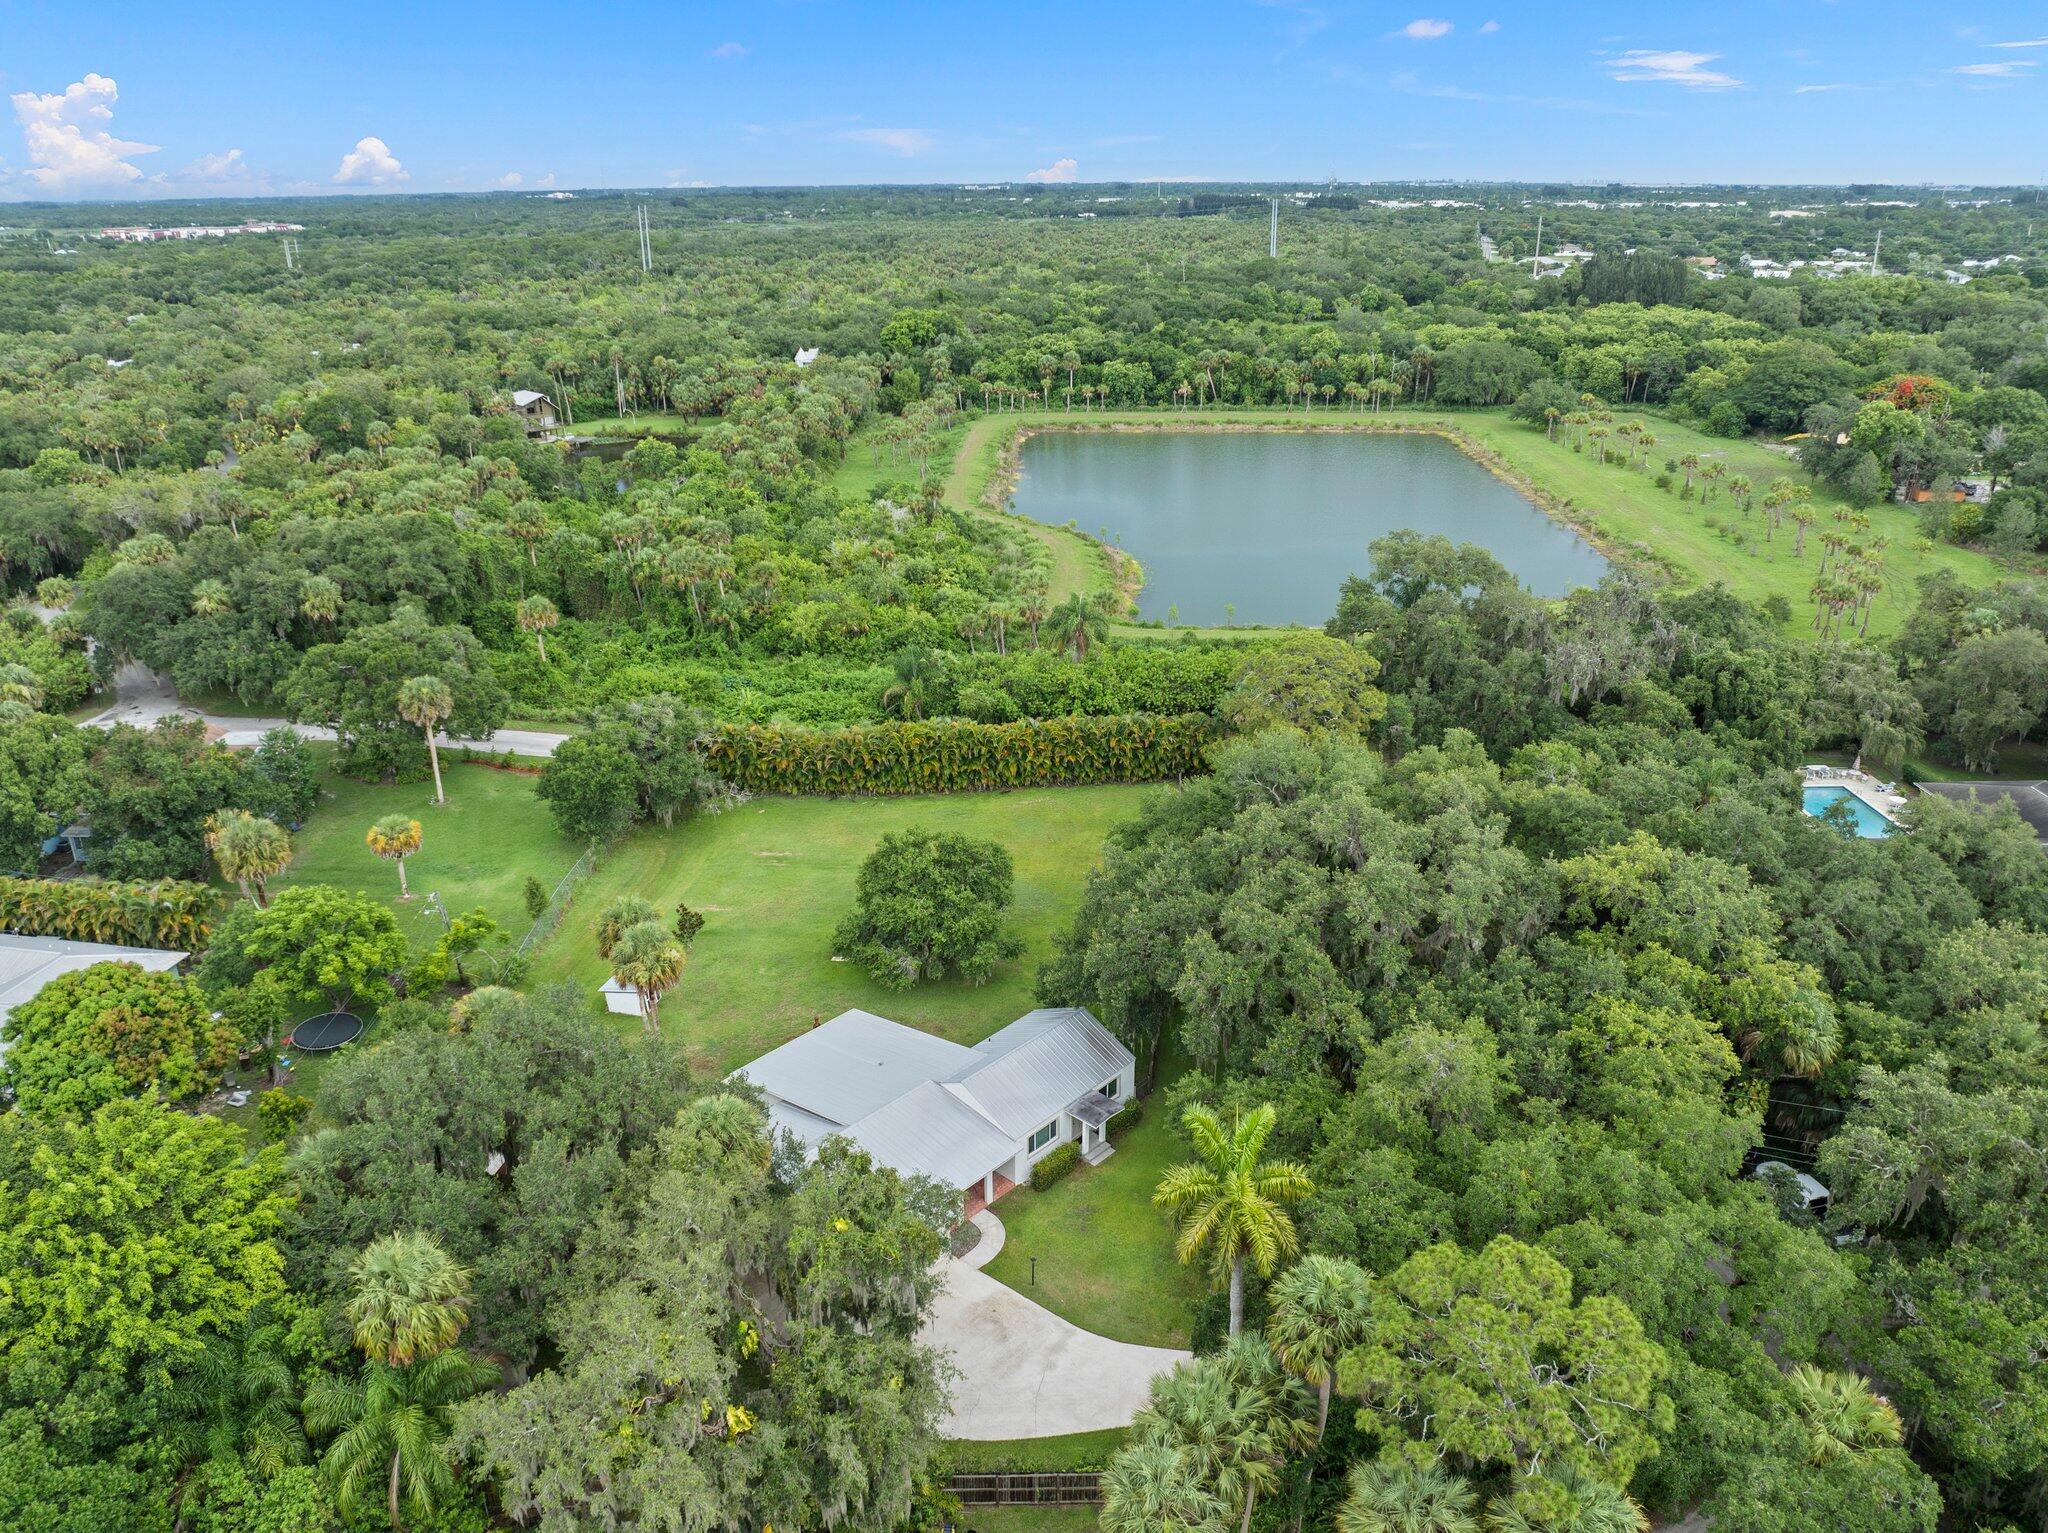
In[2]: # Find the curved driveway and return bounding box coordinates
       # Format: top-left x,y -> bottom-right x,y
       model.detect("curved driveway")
923,1209 -> 1189,1440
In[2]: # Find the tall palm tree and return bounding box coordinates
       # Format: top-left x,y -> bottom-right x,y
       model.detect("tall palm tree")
1102,1438 -> 1229,1533
1266,1253 -> 1373,1444
514,594 -> 559,662
207,810 -> 292,907
1786,1364 -> 1903,1464
610,919 -> 686,1036
305,1348 -> 497,1532
1336,1461 -> 1480,1533
1155,1104 -> 1313,1335
1484,1467 -> 1647,1533
366,815 -> 423,900
595,895 -> 661,961
396,675 -> 454,806
300,573 -> 343,627
1134,1340 -> 1314,1533
880,646 -> 946,720
345,1232 -> 472,1367
1043,592 -> 1111,662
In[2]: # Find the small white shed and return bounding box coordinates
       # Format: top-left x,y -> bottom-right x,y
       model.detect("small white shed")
600,975 -> 644,1017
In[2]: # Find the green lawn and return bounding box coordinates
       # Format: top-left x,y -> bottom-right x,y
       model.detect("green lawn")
941,407 -> 2015,641
571,412 -> 691,439
947,1428 -> 1129,1474
981,1082 -> 1203,1349
524,786 -> 1151,1074
954,1507 -> 1100,1533
274,758 -> 582,960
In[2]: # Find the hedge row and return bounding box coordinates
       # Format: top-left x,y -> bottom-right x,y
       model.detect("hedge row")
1030,1142 -> 1081,1191
702,713 -> 1214,795
0,877 -> 213,951
1105,1100 -> 1145,1143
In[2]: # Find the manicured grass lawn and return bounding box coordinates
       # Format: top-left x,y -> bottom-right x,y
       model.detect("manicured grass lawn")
954,1507 -> 1101,1533
947,1428 -> 1129,1473
944,407 -> 2014,641
273,758 -> 583,959
982,1082 -> 1204,1349
524,786 -> 1151,1074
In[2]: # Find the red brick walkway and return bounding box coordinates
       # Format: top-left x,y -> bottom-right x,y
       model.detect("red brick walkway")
962,1172 -> 1016,1221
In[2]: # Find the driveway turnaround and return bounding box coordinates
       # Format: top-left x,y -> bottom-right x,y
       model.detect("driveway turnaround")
922,1208 -> 1190,1440
83,663 -> 569,759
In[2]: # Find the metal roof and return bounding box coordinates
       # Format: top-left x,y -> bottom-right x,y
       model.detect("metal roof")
510,389 -> 551,408
840,1081 -> 1020,1188
736,1009 -> 976,1128
0,934 -> 188,1060
1917,781 -> 2048,845
947,1008 -> 1132,1139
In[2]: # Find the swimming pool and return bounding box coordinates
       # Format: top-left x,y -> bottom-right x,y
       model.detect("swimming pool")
1803,785 -> 1894,838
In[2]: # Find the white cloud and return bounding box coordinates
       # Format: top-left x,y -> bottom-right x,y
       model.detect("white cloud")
536,171 -> 557,188
1397,18 -> 1453,39
840,126 -> 935,155
709,41 -> 748,59
10,72 -> 161,190
1951,60 -> 2036,77
1987,37 -> 2048,48
1794,82 -> 1862,93
496,171 -> 523,187
1477,19 -> 1500,33
1027,156 -> 1079,183
332,135 -> 408,185
181,147 -> 255,183
1606,49 -> 1742,89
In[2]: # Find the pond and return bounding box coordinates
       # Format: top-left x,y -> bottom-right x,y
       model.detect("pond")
1010,430 -> 1610,627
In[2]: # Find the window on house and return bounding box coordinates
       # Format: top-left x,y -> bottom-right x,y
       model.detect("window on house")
1100,1078 -> 1120,1098
1028,1119 -> 1058,1153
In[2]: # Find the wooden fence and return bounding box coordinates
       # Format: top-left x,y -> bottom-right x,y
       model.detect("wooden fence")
947,1472 -> 1103,1507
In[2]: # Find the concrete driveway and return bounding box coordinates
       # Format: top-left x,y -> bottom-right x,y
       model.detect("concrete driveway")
923,1209 -> 1189,1440
83,663 -> 569,758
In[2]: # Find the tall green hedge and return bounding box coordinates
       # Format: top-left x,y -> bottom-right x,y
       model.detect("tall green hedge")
0,878 -> 213,951
702,714 -> 1213,796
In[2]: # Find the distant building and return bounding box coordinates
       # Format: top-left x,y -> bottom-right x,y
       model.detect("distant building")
509,389 -> 558,436
793,346 -> 821,368
98,219 -> 303,243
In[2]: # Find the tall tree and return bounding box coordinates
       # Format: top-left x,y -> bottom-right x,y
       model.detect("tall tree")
206,809 -> 291,907
1155,1104 -> 1314,1336
396,675 -> 454,806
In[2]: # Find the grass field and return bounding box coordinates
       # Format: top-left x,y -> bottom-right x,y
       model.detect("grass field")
953,1507 -> 1100,1533
947,1428 -> 1129,1473
524,785 -> 1152,1073
982,1078 -> 1202,1349
937,406 -> 2015,641
571,412 -> 691,439
273,757 -> 583,959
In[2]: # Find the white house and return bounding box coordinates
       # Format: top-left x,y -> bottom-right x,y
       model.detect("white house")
509,389 -> 559,436
0,934 -> 189,1062
737,1007 -> 1135,1211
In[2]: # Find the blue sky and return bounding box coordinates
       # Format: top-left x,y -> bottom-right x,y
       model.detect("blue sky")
2,1 -> 2044,199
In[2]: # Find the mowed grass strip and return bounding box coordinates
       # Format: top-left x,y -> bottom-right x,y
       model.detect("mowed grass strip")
274,758 -> 583,955
981,1086 -> 1203,1350
525,786 -> 1151,1074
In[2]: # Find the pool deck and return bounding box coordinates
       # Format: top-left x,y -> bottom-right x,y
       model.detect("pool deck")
1801,765 -> 1907,824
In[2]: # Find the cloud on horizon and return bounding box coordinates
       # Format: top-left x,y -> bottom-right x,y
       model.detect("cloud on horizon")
10,72 -> 161,190
1026,156 -> 1078,182
333,135 -> 408,184
840,126 -> 935,155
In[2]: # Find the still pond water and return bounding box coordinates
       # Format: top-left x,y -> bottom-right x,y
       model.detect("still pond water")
1011,431 -> 1610,626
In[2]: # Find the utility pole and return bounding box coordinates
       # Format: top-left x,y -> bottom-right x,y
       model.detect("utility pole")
1269,196 -> 1279,258
1530,212 -> 1543,276
1870,229 -> 1881,277
634,203 -> 652,273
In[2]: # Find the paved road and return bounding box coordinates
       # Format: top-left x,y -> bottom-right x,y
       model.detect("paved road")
922,1208 -> 1189,1440
82,664 -> 569,758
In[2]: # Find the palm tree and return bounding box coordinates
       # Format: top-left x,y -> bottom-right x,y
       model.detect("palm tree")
300,574 -> 343,627
880,646 -> 946,720
1102,1439 -> 1229,1533
1483,1467 -> 1647,1533
396,675 -> 454,806
1787,1364 -> 1903,1464
1155,1104 -> 1313,1335
594,894 -> 661,961
514,594 -> 558,662
1266,1253 -> 1373,1444
366,815 -> 423,900
345,1232 -> 472,1367
305,1348 -> 497,1532
1336,1461 -> 1480,1533
1134,1340 -> 1314,1533
610,919 -> 686,1036
187,1318 -> 309,1482
0,663 -> 43,709
1043,593 -> 1111,662
207,810 -> 291,907
190,578 -> 233,618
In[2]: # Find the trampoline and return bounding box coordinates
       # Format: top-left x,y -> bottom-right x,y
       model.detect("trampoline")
290,1011 -> 364,1052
